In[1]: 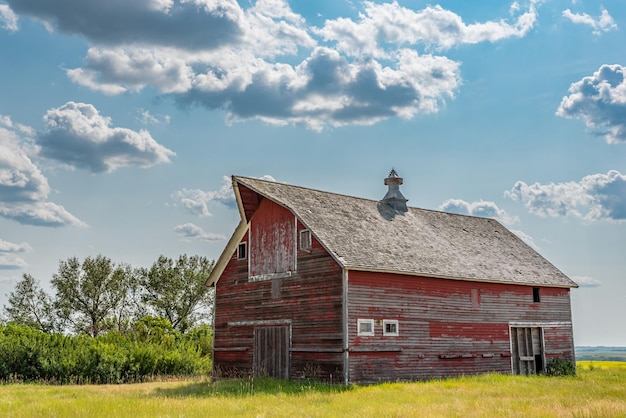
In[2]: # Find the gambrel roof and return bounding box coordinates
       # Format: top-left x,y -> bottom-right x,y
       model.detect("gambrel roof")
207,175 -> 578,289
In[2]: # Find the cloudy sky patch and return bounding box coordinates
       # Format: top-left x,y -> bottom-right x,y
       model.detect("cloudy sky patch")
438,198 -> 519,225
562,7 -> 617,35
174,223 -> 226,242
507,170 -> 626,222
37,102 -> 175,173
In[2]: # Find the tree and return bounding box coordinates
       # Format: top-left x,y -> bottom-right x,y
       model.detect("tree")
51,255 -> 132,336
138,255 -> 214,332
3,274 -> 57,333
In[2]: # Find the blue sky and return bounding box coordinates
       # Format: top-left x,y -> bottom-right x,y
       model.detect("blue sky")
1,0 -> 625,346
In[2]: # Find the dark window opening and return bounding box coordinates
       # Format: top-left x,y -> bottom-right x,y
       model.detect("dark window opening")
533,287 -> 541,303
237,242 -> 247,260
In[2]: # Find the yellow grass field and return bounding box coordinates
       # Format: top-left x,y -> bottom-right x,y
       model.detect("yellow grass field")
1,362 -> 624,417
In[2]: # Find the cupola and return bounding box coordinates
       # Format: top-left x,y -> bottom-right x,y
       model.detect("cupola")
381,168 -> 408,212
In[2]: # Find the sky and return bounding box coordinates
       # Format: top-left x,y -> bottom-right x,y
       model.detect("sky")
0,0 -> 625,346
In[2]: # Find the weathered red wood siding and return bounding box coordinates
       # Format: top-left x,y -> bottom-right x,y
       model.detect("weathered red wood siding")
249,199 -> 295,278
213,205 -> 344,380
347,271 -> 574,383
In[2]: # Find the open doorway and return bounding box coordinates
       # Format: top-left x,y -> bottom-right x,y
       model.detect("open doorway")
510,327 -> 544,375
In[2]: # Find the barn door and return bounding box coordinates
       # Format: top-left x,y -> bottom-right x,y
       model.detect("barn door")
253,325 -> 290,379
511,327 -> 544,375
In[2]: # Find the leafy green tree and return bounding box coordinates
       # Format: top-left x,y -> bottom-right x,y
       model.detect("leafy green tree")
51,255 -> 132,336
3,274 -> 57,333
138,255 -> 214,332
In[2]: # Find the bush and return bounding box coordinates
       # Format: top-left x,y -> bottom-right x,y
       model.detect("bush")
546,357 -> 576,376
0,319 -> 212,384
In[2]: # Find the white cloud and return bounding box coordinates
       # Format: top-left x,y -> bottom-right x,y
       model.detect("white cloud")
7,1 -> 540,130
0,239 -> 31,253
0,238 -> 31,270
137,109 -> 170,125
173,174 -> 275,217
438,198 -> 519,225
572,276 -> 602,288
174,223 -> 226,241
506,170 -> 626,222
37,102 -> 175,173
316,2 -> 538,57
0,5 -> 18,32
0,115 -> 86,227
556,64 -> 626,144
562,7 -> 617,35
0,253 -> 27,270
67,47 -> 195,95
173,176 -> 235,217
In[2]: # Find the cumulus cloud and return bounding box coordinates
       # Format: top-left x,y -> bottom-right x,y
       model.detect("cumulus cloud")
37,102 -> 175,173
0,115 -> 86,227
572,276 -> 602,288
67,47 -> 195,95
0,238 -> 31,270
556,64 -> 626,144
439,198 -> 519,225
173,174 -> 275,217
174,223 -> 226,242
6,0 -> 541,129
315,2 -> 538,56
4,0 -> 246,50
0,4 -> 18,31
506,170 -> 626,222
562,7 -> 617,35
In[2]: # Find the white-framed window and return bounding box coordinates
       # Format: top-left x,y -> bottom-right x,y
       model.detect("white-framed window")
383,319 -> 399,336
357,319 -> 374,336
237,242 -> 247,260
299,229 -> 312,251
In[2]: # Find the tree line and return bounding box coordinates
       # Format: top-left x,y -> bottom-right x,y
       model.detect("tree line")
0,254 -> 215,383
1,254 -> 215,336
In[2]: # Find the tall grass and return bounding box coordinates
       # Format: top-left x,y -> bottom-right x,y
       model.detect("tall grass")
1,362 -> 625,417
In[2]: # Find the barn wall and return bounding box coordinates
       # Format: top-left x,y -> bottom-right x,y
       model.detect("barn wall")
249,199 -> 295,278
347,271 -> 574,383
213,216 -> 345,381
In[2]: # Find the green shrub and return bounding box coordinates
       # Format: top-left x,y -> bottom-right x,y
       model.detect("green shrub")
546,357 -> 576,376
0,319 -> 212,384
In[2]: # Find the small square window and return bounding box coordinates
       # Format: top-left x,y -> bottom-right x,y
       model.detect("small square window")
533,287 -> 541,303
357,319 -> 374,336
300,229 -> 312,251
237,242 -> 247,260
383,320 -> 399,336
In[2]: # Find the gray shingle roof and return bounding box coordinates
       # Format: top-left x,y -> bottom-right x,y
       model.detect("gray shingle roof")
233,176 -> 578,288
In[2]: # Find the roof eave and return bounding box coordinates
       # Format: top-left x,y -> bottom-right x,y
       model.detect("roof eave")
205,220 -> 249,288
344,266 -> 579,289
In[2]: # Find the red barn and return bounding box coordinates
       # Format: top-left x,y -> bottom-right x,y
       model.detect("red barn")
207,171 -> 578,384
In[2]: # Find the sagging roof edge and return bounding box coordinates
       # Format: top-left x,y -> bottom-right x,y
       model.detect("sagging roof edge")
205,220 -> 248,288
344,266 -> 579,289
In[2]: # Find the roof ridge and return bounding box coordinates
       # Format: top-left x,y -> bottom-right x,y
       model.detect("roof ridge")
233,175 -> 504,224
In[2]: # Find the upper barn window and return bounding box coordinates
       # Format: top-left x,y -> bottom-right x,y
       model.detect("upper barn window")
533,287 -> 541,303
237,242 -> 247,260
299,229 -> 312,251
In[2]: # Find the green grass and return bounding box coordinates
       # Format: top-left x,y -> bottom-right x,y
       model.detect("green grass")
1,362 -> 625,417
